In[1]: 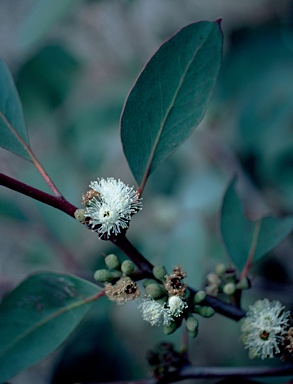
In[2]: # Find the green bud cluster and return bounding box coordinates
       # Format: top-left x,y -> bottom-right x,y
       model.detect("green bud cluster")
142,266 -> 215,338
140,266 -> 169,301
94,254 -> 137,283
143,269 -> 167,301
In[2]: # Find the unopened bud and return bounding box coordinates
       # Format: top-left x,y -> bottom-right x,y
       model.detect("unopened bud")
153,265 -> 167,281
193,306 -> 215,318
215,263 -> 226,276
94,269 -> 114,282
145,283 -> 166,299
193,290 -> 206,304
164,321 -> 179,335
105,254 -> 121,270
74,209 -> 85,222
121,260 -> 135,275
143,279 -> 158,288
186,315 -> 199,337
223,282 -> 236,295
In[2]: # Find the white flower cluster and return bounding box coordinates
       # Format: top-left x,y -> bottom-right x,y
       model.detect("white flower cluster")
139,296 -> 188,327
85,178 -> 142,237
241,299 -> 290,359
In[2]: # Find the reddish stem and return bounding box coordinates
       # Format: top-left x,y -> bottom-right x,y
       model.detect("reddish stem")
1,172 -> 246,321
0,173 -> 77,218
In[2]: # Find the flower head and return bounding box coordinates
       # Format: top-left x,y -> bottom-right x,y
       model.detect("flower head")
164,266 -> 187,297
167,296 -> 188,317
139,296 -> 172,326
241,299 -> 290,359
105,276 -> 140,304
84,178 -> 142,237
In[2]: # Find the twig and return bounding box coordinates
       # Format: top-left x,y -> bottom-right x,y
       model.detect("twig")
85,365 -> 293,384
0,173 -> 77,217
0,172 -> 246,321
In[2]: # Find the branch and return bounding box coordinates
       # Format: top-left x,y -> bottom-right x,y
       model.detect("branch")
0,173 -> 77,218
1,173 -> 246,321
110,234 -> 246,321
92,365 -> 293,384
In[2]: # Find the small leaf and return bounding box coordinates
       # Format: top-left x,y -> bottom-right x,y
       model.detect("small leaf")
220,179 -> 293,270
121,20 -> 223,190
0,60 -> 31,160
18,0 -> 81,50
0,272 -> 101,382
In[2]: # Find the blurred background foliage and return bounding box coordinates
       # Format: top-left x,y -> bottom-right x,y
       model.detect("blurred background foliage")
1,0 -> 293,383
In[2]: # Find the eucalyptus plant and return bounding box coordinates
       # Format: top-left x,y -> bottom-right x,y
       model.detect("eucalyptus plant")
1,19 -> 293,383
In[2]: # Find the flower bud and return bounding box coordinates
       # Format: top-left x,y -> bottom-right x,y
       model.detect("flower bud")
193,290 -> 206,304
223,282 -> 236,295
215,263 -> 226,276
153,265 -> 167,281
121,260 -> 135,275
143,279 -> 158,288
74,209 -> 85,222
186,315 -> 199,338
146,283 -> 166,299
193,306 -> 215,318
94,269 -> 114,282
164,321 -> 179,335
105,254 -> 121,270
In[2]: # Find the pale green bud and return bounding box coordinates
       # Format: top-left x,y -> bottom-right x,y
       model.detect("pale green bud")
193,290 -> 206,304
215,263 -> 226,276
105,254 -> 121,270
193,306 -> 215,318
74,209 -> 85,222
121,260 -> 135,275
223,282 -> 236,295
164,321 -> 179,335
94,269 -> 114,282
143,279 -> 158,288
186,315 -> 199,337
145,283 -> 165,299
153,265 -> 167,281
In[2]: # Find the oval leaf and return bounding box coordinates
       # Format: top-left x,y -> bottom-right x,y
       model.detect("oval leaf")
0,272 -> 101,382
121,21 -> 223,190
220,179 -> 293,270
0,60 -> 31,160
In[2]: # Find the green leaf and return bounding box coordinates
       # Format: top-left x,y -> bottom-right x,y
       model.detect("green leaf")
121,20 -> 223,190
220,179 -> 293,270
0,60 -> 31,160
0,272 -> 100,382
18,0 -> 81,50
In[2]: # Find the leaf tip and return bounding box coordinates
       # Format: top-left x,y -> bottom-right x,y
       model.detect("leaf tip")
215,18 -> 223,34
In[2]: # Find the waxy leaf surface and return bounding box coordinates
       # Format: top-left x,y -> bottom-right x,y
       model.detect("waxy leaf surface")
0,272 -> 100,382
0,60 -> 31,160
121,21 -> 223,190
220,179 -> 293,270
